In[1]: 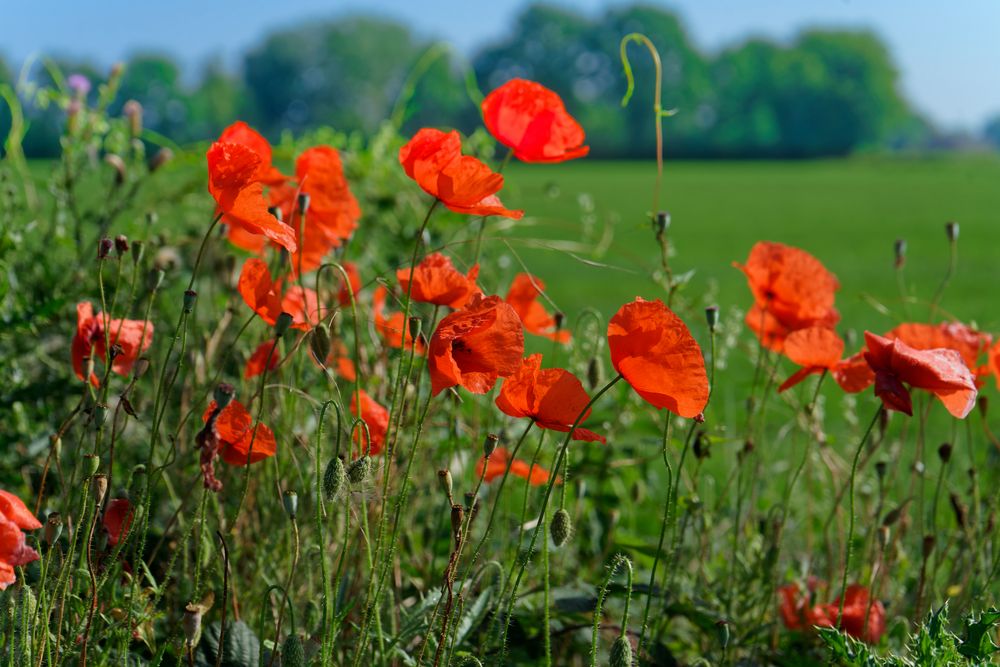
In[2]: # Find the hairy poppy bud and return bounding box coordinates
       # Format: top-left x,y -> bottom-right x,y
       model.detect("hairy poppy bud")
91,474 -> 108,506
693,431 -> 711,460
282,490 -> 298,519
182,603 -> 203,647
310,323 -> 331,364
213,383 -> 235,410
113,234 -> 129,256
437,469 -> 453,501
45,513 -> 63,546
123,99 -> 142,137
653,210 -> 670,235
182,289 -> 197,313
893,239 -> 906,269
452,657 -> 483,667
108,343 -> 123,362
945,221 -> 959,242
937,442 -> 952,463
950,492 -> 967,529
482,433 -> 499,458
104,154 -> 127,186
130,465 -> 147,499
553,311 -> 565,332
715,619 -> 730,650
275,312 -> 294,338
610,635 -> 633,667
587,356 -> 603,390
408,317 -> 422,342
875,460 -> 888,480
268,206 -> 283,222
347,455 -> 371,484
324,456 -> 346,500
93,403 -> 110,429
297,193 -> 310,216
877,525 -> 891,551
283,634 -> 305,667
922,535 -> 936,558
450,504 -> 464,546
550,508 -> 572,547
98,237 -> 114,260
130,239 -> 144,266
705,305 -> 720,332
133,356 -> 150,379
149,147 -> 173,173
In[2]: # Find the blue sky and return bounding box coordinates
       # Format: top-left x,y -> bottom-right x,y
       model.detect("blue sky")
4,0 -> 998,130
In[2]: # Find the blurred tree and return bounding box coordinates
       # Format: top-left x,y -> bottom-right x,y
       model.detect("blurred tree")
983,114 -> 1000,150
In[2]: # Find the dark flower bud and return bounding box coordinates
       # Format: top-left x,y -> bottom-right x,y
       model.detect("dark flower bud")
937,443 -> 952,463
705,305 -> 720,332
882,503 -> 907,527
587,356 -> 603,390
98,237 -> 114,260
437,469 -> 453,501
268,206 -> 283,222
133,356 -> 150,379
553,311 -> 565,331
482,433 -> 499,458
182,290 -> 197,313
146,211 -> 158,226
877,526 -> 891,551
978,396 -> 988,419
323,457 -> 346,500
875,460 -> 888,480
123,99 -> 143,137
282,490 -> 298,519
213,383 -> 235,410
450,504 -> 464,546
275,312 -> 294,338
297,193 -> 310,216
113,234 -> 129,256
108,344 -> 123,362
715,619 -> 730,650
550,508 -> 572,547
347,455 -> 371,484
104,154 -> 127,186
893,239 -> 906,269
922,534 -> 936,558
130,240 -> 144,265
45,513 -> 63,546
610,635 -> 633,667
310,323 -> 331,364
407,316 -> 422,342
91,474 -> 108,506
693,431 -> 711,460
149,148 -> 173,173
949,492 -> 967,529
653,210 -> 671,235
945,221 -> 959,242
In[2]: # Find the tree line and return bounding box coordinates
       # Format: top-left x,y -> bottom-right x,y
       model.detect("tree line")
2,2 -> 993,159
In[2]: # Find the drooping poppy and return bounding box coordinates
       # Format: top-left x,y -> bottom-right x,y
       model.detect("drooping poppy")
863,331 -> 977,418
427,294 -> 525,396
399,128 -> 523,219
396,252 -> 480,309
475,447 -> 557,486
481,78 -> 589,163
102,498 -> 134,547
207,141 -> 297,253
735,242 -> 840,351
0,489 -> 41,591
350,390 -> 389,456
237,258 -> 320,331
496,354 -> 605,443
201,400 -> 277,466
373,286 -> 425,353
607,298 -> 709,419
778,327 -> 845,392
505,273 -> 569,343
72,302 -> 154,387
887,322 -> 991,375
245,340 -> 281,379
779,582 -> 885,644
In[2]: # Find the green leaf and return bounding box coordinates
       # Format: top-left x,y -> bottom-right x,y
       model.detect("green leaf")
195,620 -> 260,667
959,607 -> 1000,660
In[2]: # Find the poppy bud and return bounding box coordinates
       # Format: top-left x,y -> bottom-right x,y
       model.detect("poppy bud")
45,513 -> 63,546
553,311 -> 565,332
130,465 -> 147,499
83,454 -> 101,476
131,240 -> 144,266
323,456 -> 346,500
347,455 -> 372,484
945,221 -> 959,242
587,356 -> 604,390
133,356 -> 150,379
98,237 -> 114,260
882,503 -> 906,527
609,635 -> 633,667
104,154 -> 126,186
148,269 -> 166,291
275,312 -> 294,338
705,305 -> 720,332
91,474 -> 108,506
310,324 -> 331,364
893,239 -> 906,269
949,492 -> 967,529
109,62 -> 124,81
550,508 -> 572,547
452,658 -> 483,667
653,210 -> 671,235
297,193 -> 310,216
715,619 -> 730,650
146,211 -> 158,226
113,234 -> 129,256
937,443 -> 952,463
182,603 -> 203,647
482,433 -> 499,458
67,100 -> 82,132
693,431 -> 711,460
922,535 -> 936,558
182,289 -> 197,313
877,526 -> 890,551
437,469 -> 453,501
213,383 -> 235,410
268,206 -> 283,222
93,403 -> 110,429
282,634 -> 305,667
450,504 -> 464,546
149,147 -> 173,173
408,317 -> 422,342
282,490 -> 298,519
108,343 -> 123,362
875,460 -> 888,480
123,99 -> 143,137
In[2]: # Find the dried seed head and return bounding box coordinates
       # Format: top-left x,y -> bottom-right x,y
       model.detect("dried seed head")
482,433 -> 499,458
213,383 -> 235,410
133,356 -> 150,379
98,237 -> 114,260
45,513 -> 63,546
282,490 -> 298,519
450,504 -> 465,545
945,221 -> 959,242
610,635 -> 633,667
91,474 -> 108,506
347,455 -> 371,484
182,289 -> 197,313
937,442 -> 952,463
323,456 -> 346,500
437,469 -> 453,501
310,323 -> 332,364
550,508 -> 572,547
275,312 -> 294,338
705,305 -> 720,332
114,234 -> 129,256
893,238 -> 906,269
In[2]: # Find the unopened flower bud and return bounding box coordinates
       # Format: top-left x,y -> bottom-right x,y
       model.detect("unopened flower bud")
45,513 -> 63,546
130,465 -> 147,499
182,603 -> 203,647
450,504 -> 464,545
610,635 -> 633,667
297,193 -> 310,216
104,154 -> 127,186
323,457 -> 346,500
123,99 -> 143,137
347,455 -> 371,484
587,356 -> 603,390
133,356 -> 150,379
93,403 -> 110,429
182,289 -> 197,313
937,442 -> 952,463
98,237 -> 113,260
146,211 -> 158,226
130,240 -> 144,265
945,221 -> 959,242
268,206 -> 283,222
114,234 -> 129,256
437,469 -> 453,500
922,535 -> 936,558
705,305 -> 720,332
91,474 -> 108,506
715,619 -> 730,650
275,312 -> 294,337
282,634 -> 305,667
893,239 -> 906,269
875,460 -> 888,480
149,148 -> 173,172
553,311 -> 565,332
408,317 -> 422,342
108,344 -> 123,362
282,490 -> 298,519
482,433 -> 499,458
310,324 -> 331,364
877,526 -> 891,551
653,210 -> 670,235
693,431 -> 711,460
550,508 -> 572,547
213,383 -> 235,410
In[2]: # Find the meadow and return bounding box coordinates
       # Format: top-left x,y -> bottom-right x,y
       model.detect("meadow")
1,70 -> 999,667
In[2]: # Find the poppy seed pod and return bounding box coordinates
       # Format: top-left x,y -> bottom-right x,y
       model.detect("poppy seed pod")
149,147 -> 173,173
45,513 -> 63,546
323,456 -> 346,500
938,442 -> 952,463
550,508 -> 572,547
130,465 -> 147,499
182,290 -> 197,313
347,455 -> 372,484
310,323 -> 331,364
93,403 -> 110,429
610,635 -> 633,667
182,604 -> 202,647
407,316 -> 422,343
705,305 -> 720,332
213,383 -> 235,410
91,474 -> 108,506
98,237 -> 114,260
282,491 -> 298,519
945,221 -> 959,242
114,235 -> 129,256
482,433 -> 499,458
83,454 -> 101,476
133,356 -> 150,379
275,312 -> 294,338
437,469 -> 453,501
282,635 -> 305,667
297,193 -> 310,216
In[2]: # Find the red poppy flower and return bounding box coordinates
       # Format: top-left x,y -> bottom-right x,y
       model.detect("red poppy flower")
831,351 -> 876,394
481,78 -> 589,163
331,340 -> 357,381
373,286 -> 425,353
336,261 -> 361,307
863,331 -> 977,418
350,390 -> 389,456
399,128 -> 523,219
201,400 -> 277,466
245,340 -> 280,379
237,258 -> 320,331
505,273 -> 569,343
0,489 -> 41,591
396,252 -> 480,309
217,121 -> 287,186
735,242 -> 840,351
989,339 -> 1000,389
496,354 -> 605,442
103,498 -> 134,547
72,302 -> 154,387
887,322 -> 991,375
475,447 -> 558,486
427,294 -> 525,396
607,298 -> 709,419
207,141 -> 297,253
778,327 -> 845,392
779,582 -> 885,644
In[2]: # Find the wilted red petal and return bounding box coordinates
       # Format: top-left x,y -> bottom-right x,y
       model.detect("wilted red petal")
103,498 -> 134,547
245,340 -> 280,379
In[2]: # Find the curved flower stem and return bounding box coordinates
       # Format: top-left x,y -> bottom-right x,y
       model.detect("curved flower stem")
637,412 -> 673,654
836,406 -> 884,627
497,374 -> 623,662
929,234 -> 957,319
590,554 -> 634,667
315,401 -> 340,667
